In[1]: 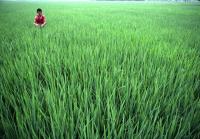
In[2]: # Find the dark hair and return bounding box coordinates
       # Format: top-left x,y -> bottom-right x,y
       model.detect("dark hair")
37,8 -> 42,13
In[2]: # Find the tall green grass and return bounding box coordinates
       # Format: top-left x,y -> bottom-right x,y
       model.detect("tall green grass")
0,2 -> 200,139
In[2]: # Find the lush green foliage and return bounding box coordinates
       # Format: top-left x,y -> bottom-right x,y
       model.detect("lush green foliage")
0,2 -> 200,139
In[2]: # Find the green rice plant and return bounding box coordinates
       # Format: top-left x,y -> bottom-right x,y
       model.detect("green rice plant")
0,2 -> 200,139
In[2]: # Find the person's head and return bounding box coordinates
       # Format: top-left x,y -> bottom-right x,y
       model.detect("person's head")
37,8 -> 42,16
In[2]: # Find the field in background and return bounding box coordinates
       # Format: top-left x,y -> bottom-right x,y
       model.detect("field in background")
0,2 -> 200,138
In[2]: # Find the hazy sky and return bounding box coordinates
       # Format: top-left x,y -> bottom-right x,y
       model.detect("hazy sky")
3,0 -> 92,1
1,0 -> 93,1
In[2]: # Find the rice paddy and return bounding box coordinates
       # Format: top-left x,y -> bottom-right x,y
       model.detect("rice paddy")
0,2 -> 200,138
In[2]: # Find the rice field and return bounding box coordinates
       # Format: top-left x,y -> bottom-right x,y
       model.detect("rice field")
0,1 -> 200,139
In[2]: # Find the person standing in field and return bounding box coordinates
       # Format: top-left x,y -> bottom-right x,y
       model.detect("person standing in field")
34,8 -> 46,27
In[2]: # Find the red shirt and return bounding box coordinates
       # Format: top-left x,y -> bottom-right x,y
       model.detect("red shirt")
34,15 -> 45,24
